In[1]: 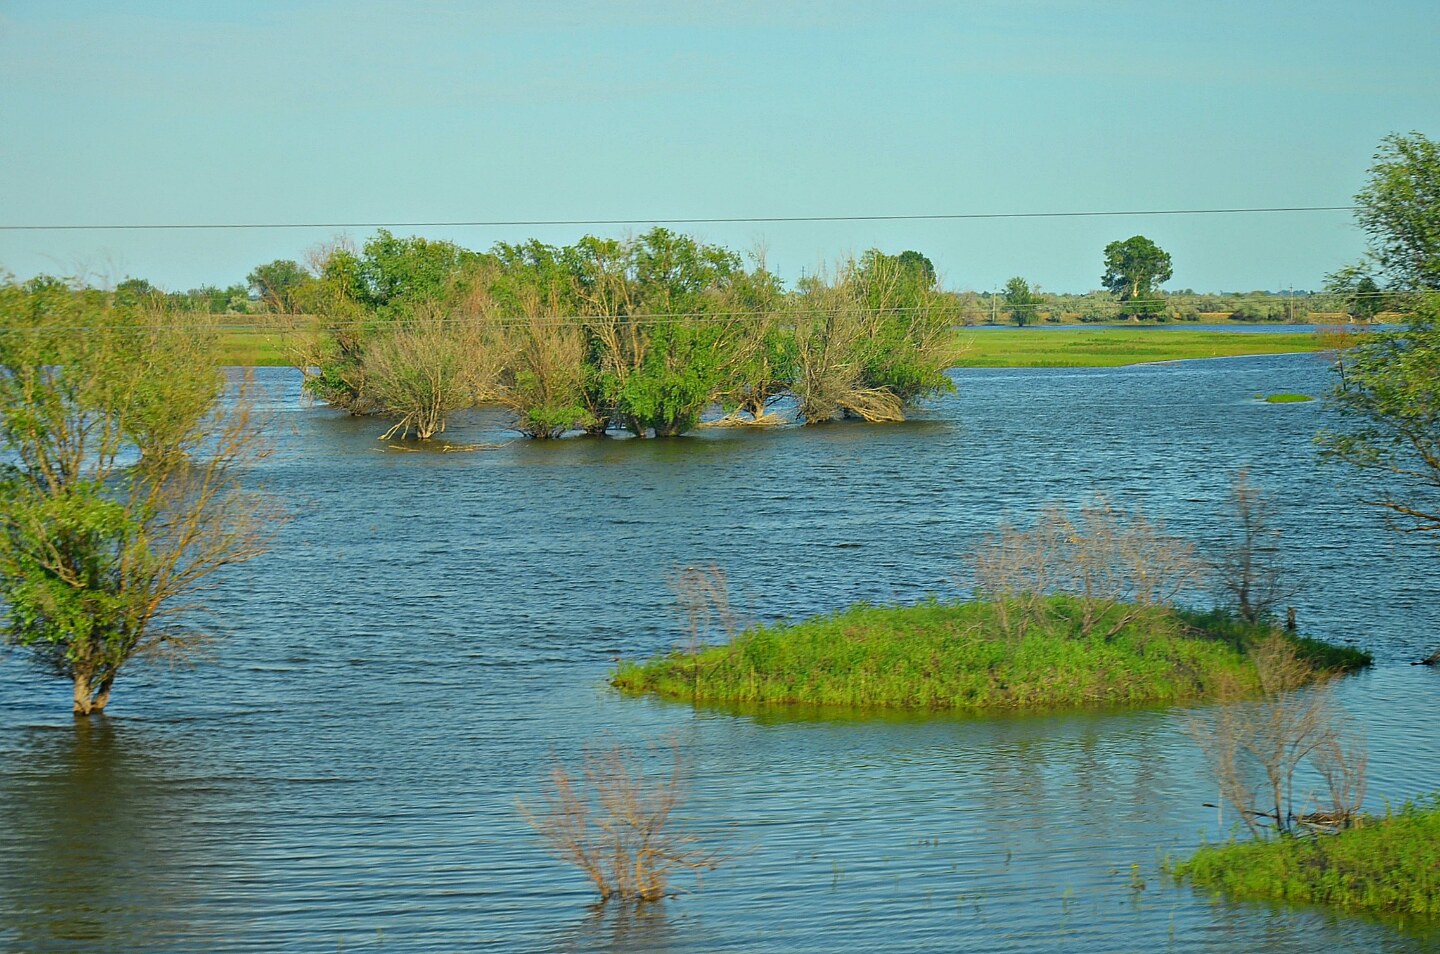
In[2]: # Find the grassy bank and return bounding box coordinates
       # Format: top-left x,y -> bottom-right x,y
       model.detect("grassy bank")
611,599 -> 1369,712
1170,798 -> 1440,917
218,325 -> 1328,369
954,328 -> 1325,368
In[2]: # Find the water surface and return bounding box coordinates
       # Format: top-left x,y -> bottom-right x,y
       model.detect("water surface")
1,354 -> 1437,952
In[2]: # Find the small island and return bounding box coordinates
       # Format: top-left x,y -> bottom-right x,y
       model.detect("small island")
612,597 -> 1369,712
1170,798 -> 1440,917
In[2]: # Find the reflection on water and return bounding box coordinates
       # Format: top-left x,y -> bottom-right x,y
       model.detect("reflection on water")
551,902 -> 690,954
1,355 -> 1439,952
0,721 -> 207,952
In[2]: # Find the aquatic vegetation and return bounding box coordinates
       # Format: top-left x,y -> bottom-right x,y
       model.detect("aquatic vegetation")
1263,393 -> 1313,403
518,740 -> 723,903
1170,797 -> 1440,916
611,598 -> 1369,712
1189,632 -> 1370,838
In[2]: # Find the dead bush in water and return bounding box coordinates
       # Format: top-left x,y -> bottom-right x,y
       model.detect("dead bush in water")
966,499 -> 1201,641
1212,469 -> 1296,624
666,564 -> 737,654
1191,633 -> 1367,836
518,740 -> 723,903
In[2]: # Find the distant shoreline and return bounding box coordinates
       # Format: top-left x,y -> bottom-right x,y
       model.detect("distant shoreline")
220,325 -> 1336,369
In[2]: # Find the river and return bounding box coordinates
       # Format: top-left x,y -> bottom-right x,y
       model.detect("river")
1,353 -> 1436,953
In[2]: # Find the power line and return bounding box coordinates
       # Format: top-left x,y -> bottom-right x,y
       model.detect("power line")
0,206 -> 1356,232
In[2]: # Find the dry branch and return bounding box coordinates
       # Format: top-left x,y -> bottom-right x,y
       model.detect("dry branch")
518,740 -> 723,903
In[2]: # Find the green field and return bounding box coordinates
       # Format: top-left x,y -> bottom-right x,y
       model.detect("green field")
219,328 -> 291,366
218,324 -> 1329,369
954,327 -> 1326,368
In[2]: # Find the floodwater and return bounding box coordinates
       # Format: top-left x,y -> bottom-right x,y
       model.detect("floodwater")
1,353 -> 1437,953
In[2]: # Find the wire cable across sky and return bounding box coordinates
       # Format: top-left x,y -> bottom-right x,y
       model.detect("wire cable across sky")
0,206 -> 1357,232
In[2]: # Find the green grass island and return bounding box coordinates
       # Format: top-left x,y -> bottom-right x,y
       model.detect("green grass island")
1170,798 -> 1440,917
611,598 -> 1370,713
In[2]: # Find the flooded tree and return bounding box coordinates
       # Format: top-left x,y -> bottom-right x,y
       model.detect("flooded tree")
790,253 -> 959,424
0,279 -> 281,714
361,306 -> 491,441
518,740 -> 723,903
296,230 -> 962,438
1191,634 -> 1368,836
1213,470 -> 1295,624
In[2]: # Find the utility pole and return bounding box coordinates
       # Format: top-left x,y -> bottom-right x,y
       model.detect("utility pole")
991,288 -> 997,325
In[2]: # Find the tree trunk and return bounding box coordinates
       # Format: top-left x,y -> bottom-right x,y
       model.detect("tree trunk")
1423,646 -> 1440,666
73,672 -> 114,716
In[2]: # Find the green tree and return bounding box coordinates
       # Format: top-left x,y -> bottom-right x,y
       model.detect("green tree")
355,229 -> 480,312
246,259 -> 310,313
790,254 -> 958,424
713,254 -> 791,424
849,250 -> 958,405
293,232 -> 483,416
1320,300 -> 1440,663
1319,304 -> 1440,529
1321,134 -> 1440,663
588,228 -> 750,437
1003,276 -> 1038,327
0,278 -> 280,714
1354,131 -> 1440,290
113,277 -> 163,308
896,250 -> 937,289
1323,265 -> 1385,321
485,241 -> 597,438
1102,235 -> 1173,318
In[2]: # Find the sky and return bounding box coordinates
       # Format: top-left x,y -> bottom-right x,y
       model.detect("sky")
2,0 -> 1438,294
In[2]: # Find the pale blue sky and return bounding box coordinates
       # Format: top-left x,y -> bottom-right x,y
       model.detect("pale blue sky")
2,0 -> 1437,293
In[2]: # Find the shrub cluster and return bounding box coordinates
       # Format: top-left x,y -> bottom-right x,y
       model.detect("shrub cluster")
285,229 -> 962,439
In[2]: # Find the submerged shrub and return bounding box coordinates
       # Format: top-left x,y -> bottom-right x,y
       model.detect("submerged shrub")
517,740 -> 723,903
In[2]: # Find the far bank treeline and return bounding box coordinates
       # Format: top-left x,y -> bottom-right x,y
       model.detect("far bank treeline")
275,229 -> 961,439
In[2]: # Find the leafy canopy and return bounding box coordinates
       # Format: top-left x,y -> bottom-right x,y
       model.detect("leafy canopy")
1355,131 -> 1440,290
1102,235 -> 1173,317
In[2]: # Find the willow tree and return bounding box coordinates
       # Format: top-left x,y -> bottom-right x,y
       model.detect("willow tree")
576,229 -> 755,438
849,249 -> 961,406
0,278 -> 279,714
790,275 -> 875,422
295,231 -> 483,416
713,253 -> 790,425
791,252 -> 959,424
1354,132 -> 1440,291
479,245 -> 596,439
361,305 -> 491,441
